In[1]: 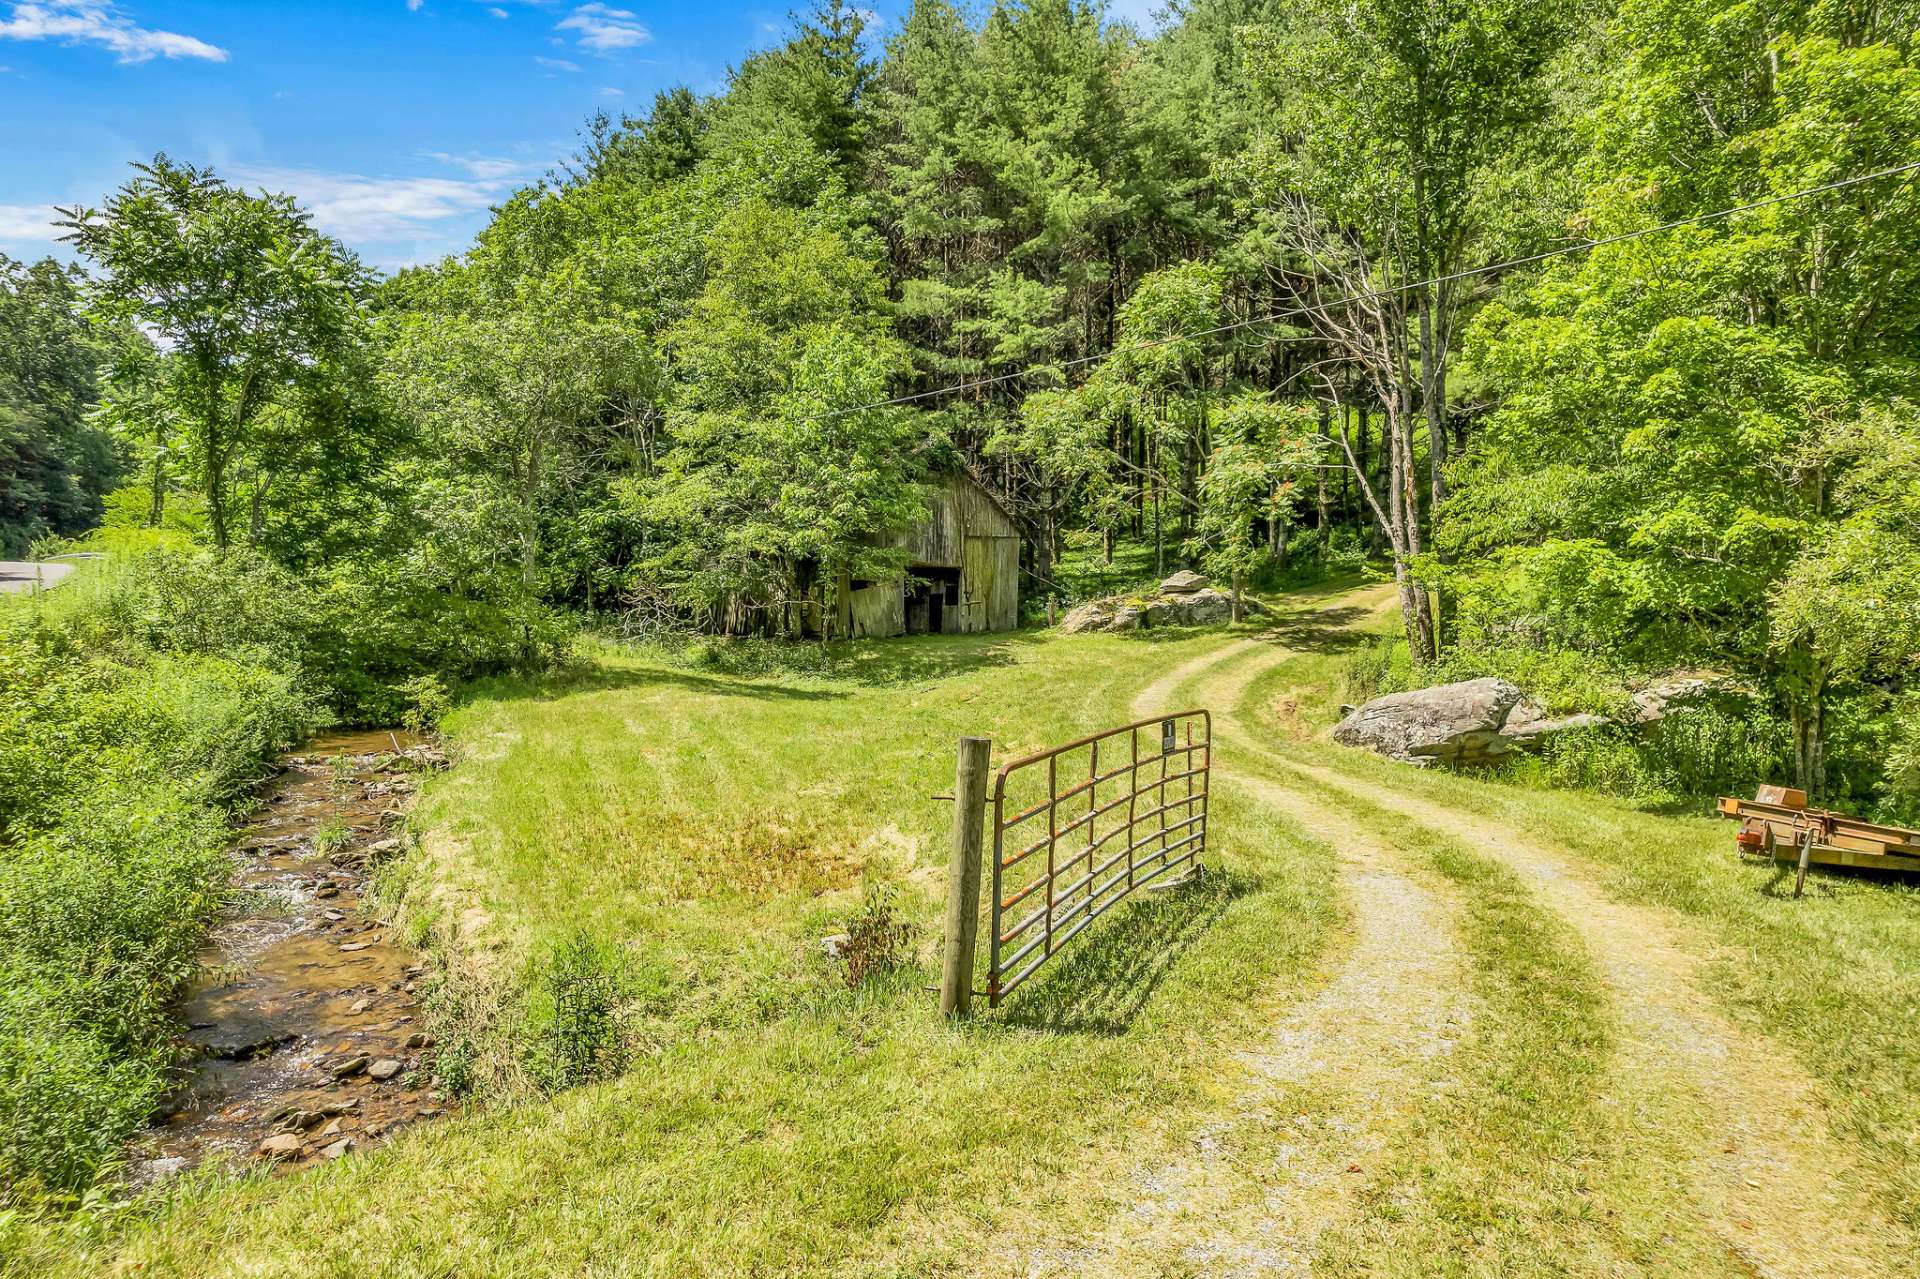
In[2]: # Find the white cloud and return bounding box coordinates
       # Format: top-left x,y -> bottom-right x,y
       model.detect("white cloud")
599,85 -> 621,97
0,1 -> 227,63
557,3 -> 648,53
487,5 -> 508,16
0,203 -> 61,245
534,54 -> 579,71
424,151 -> 525,181
407,0 -> 423,10
227,166 -> 513,245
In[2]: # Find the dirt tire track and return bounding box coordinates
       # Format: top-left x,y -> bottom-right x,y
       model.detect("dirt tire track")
997,635 -> 1472,1277
1213,603 -> 1918,1279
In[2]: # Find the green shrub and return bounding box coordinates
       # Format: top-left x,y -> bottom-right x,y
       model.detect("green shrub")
398,673 -> 453,735
1504,724 -> 1674,803
1340,634 -> 1412,707
1500,705 -> 1790,807
840,882 -> 913,990
0,1014 -> 157,1200
526,931 -> 630,1092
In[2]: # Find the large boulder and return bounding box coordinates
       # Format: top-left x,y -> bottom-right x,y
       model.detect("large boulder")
1626,676 -> 1716,725
1331,678 -> 1605,765
1159,569 -> 1208,595
1062,585 -> 1262,633
1059,599 -> 1117,634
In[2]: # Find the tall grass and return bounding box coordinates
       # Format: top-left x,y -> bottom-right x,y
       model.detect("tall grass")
1,539 -> 571,1200
0,596 -> 314,1198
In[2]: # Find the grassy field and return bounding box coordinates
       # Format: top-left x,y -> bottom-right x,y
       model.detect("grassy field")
14,623 -> 1347,1277
14,581 -> 1920,1276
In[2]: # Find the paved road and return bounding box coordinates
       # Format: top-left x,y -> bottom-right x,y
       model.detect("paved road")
0,560 -> 77,595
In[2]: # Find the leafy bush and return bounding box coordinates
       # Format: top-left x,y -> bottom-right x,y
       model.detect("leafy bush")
526,931 -> 630,1092
0,603 -> 307,1198
1340,634 -> 1412,707
0,1015 -> 156,1200
1500,704 -> 1789,807
24,545 -> 567,724
840,882 -> 913,990
398,673 -> 453,735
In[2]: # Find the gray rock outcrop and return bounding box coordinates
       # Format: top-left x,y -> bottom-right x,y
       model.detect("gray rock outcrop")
1627,677 -> 1716,725
1059,585 -> 1265,634
1331,677 -> 1605,765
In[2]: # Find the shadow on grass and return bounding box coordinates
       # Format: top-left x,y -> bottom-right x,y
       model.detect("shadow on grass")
470,632 -> 1042,707
634,632 -> 1038,688
1755,858 -> 1920,901
989,866 -> 1246,1037
1251,605 -> 1378,654
1105,597 -> 1380,652
462,662 -> 847,706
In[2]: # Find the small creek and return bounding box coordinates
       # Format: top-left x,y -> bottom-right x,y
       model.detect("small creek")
134,730 -> 451,1181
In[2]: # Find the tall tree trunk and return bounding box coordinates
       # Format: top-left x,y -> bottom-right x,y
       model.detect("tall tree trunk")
1315,402 -> 1333,553
1332,388 -> 1433,664
1789,659 -> 1830,796
1418,294 -> 1451,651
520,433 -> 544,593
147,435 -> 167,528
205,439 -> 229,550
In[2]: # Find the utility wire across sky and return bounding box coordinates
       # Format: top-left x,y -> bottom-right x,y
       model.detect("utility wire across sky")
810,158 -> 1920,422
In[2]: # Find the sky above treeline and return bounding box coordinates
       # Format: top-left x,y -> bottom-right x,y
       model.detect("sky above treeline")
0,1 -> 1164,272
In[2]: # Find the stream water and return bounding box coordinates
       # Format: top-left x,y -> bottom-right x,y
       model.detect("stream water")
132,731 -> 452,1181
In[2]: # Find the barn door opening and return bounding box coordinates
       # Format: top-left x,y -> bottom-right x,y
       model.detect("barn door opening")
907,567 -> 962,635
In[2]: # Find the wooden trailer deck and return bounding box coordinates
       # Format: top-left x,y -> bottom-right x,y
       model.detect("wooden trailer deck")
1718,784 -> 1920,895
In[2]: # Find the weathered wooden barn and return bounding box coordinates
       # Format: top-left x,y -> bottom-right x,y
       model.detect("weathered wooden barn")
831,470 -> 1021,638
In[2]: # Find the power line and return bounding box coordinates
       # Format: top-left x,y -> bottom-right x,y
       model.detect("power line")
813,159 -> 1920,421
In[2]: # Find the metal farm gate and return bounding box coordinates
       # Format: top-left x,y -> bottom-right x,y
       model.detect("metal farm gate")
983,710 -> 1212,1007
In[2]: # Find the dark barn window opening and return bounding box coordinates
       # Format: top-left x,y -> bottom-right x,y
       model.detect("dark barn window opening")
905,566 -> 962,634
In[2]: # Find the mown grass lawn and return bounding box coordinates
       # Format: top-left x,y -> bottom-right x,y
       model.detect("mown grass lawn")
16,624 -> 1342,1278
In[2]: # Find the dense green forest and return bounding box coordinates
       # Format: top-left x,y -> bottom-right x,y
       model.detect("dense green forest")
3,0 -> 1920,1212
4,0 -> 1915,793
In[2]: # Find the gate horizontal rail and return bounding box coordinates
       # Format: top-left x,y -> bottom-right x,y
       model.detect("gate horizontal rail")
987,709 -> 1211,1007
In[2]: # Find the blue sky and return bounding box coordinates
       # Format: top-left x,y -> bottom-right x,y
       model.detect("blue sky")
0,1 -> 1159,272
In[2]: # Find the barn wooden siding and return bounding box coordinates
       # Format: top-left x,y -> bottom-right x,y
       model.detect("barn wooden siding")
835,471 -> 1020,638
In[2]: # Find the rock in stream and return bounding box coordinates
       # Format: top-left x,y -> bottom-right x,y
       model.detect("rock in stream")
131,730 -> 452,1182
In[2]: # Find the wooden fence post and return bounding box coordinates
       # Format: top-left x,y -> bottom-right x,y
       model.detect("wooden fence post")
941,736 -> 991,1018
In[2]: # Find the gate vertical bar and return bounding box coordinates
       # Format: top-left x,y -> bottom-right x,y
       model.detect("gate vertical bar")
1156,720 -> 1171,874
1199,712 -> 1212,865
1126,725 -> 1139,890
989,769 -> 1007,1008
1044,753 -> 1057,964
1085,739 -> 1099,911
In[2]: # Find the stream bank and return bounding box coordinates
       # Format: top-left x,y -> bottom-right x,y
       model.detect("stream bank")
131,731 -> 451,1182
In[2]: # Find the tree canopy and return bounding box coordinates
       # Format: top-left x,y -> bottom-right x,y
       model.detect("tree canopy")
26,0 -> 1920,810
